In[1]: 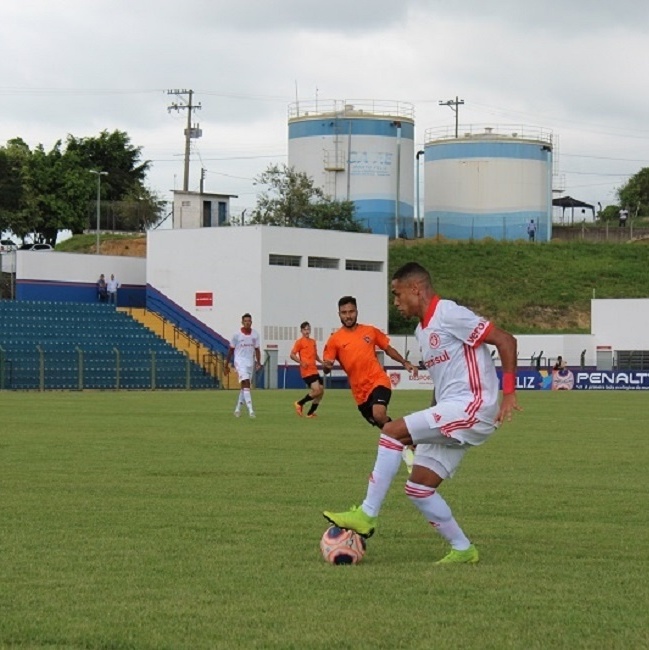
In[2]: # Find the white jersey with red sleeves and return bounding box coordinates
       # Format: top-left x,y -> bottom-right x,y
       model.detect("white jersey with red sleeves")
416,296 -> 499,421
230,328 -> 260,367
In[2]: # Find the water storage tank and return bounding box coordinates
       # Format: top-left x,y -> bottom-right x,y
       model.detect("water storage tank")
423,125 -> 553,241
288,100 -> 415,238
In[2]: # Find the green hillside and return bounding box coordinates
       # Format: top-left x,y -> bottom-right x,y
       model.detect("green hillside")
11,234 -> 648,335
388,239 -> 649,334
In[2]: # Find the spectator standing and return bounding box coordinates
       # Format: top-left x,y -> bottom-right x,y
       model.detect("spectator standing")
97,274 -> 108,302
106,274 -> 120,305
618,208 -> 629,227
527,219 -> 537,242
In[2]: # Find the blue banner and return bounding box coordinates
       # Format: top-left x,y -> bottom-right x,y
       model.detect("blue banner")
500,369 -> 649,390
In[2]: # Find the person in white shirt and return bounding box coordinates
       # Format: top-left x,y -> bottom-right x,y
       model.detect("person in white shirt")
106,274 -> 119,304
324,261 -> 520,564
618,208 -> 629,227
224,313 -> 261,418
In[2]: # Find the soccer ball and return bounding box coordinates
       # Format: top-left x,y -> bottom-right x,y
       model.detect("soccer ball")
320,526 -> 366,565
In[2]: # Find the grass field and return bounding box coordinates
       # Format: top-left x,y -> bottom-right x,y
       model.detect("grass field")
1,389 -> 648,649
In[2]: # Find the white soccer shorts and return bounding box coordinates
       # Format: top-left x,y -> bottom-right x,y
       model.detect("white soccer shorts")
404,401 -> 498,479
235,364 -> 254,382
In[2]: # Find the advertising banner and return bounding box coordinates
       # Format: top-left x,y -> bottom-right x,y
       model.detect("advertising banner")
389,368 -> 649,391
388,369 -> 434,390
502,369 -> 649,391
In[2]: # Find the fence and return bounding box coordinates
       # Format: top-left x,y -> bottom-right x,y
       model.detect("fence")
0,345 -> 218,391
551,224 -> 649,243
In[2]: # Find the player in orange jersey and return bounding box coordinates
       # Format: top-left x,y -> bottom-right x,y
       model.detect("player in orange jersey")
290,321 -> 324,418
323,296 -> 417,429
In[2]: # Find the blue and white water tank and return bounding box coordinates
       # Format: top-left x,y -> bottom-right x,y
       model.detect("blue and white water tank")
423,125 -> 553,241
288,100 -> 415,237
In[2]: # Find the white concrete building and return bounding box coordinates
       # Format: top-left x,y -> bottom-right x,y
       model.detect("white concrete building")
146,225 -> 389,367
172,190 -> 237,229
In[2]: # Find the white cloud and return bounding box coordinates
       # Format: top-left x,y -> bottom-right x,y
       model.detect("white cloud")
1,0 -> 648,212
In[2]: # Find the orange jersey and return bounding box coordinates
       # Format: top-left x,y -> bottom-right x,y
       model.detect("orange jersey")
323,324 -> 391,404
291,337 -> 319,378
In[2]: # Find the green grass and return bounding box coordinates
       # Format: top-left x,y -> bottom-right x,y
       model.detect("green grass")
389,240 -> 649,333
54,233 -> 143,253
1,389 -> 648,649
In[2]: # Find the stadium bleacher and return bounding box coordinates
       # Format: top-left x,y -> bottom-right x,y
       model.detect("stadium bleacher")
0,300 -> 218,390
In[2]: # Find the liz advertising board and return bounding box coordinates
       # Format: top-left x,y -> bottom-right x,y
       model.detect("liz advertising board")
508,369 -> 649,391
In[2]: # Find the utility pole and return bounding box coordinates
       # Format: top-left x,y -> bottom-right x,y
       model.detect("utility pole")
167,89 -> 202,191
416,150 -> 425,238
439,96 -> 464,138
89,170 -> 108,254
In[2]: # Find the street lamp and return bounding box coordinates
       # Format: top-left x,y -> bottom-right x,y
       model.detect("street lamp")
89,170 -> 108,254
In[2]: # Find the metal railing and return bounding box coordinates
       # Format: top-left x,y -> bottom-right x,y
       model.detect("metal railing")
288,99 -> 415,121
0,346 -> 218,391
425,124 -> 553,144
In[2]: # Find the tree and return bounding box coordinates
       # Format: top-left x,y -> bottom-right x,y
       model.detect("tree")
0,130 -> 163,245
250,164 -> 366,232
0,139 -> 34,239
0,143 -> 26,235
599,205 -> 620,222
618,167 -> 649,217
65,130 -> 150,201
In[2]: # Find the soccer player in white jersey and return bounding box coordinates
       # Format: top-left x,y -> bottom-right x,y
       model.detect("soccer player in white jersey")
324,262 -> 521,564
224,313 -> 262,418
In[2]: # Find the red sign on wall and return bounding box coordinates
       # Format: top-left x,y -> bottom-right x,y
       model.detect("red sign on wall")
195,291 -> 213,307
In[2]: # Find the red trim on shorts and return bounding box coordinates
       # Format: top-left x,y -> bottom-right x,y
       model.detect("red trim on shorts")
441,416 -> 478,436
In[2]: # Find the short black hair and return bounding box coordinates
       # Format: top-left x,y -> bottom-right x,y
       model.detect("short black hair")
392,262 -> 431,283
338,296 -> 357,309
300,321 -> 310,329
242,313 -> 252,320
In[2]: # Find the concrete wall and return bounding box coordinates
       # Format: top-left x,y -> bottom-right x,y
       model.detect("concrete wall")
389,332 -> 594,369
146,225 -> 389,362
592,299 -> 649,349
14,251 -> 146,306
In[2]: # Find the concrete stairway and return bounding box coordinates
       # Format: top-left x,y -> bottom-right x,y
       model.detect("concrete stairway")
125,308 -> 240,389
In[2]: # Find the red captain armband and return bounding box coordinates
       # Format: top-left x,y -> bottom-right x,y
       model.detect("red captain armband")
502,372 -> 516,395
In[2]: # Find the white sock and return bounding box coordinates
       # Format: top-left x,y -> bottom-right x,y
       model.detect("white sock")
235,391 -> 244,411
243,388 -> 253,412
405,480 -> 471,550
361,434 -> 404,517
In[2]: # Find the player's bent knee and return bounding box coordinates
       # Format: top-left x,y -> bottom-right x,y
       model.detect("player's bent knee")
381,418 -> 412,444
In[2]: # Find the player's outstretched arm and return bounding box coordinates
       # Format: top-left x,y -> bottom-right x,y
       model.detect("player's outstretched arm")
385,345 -> 418,377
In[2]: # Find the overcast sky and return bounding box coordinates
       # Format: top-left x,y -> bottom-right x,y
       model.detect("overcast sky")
1,0 -> 648,221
